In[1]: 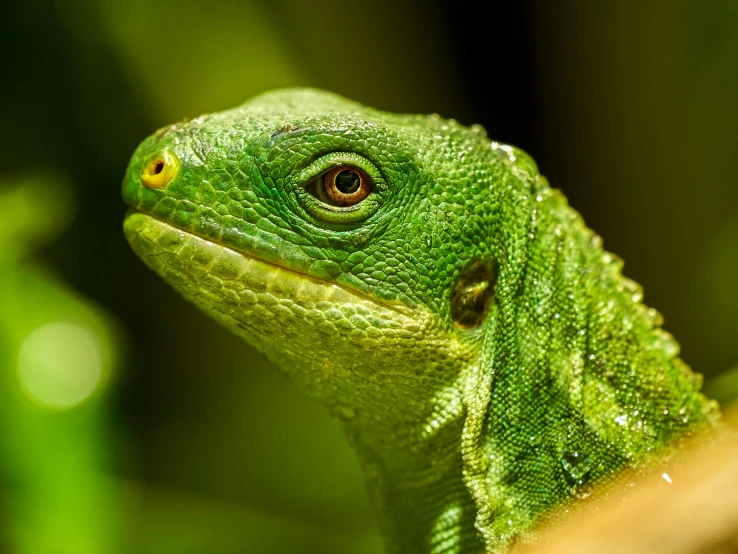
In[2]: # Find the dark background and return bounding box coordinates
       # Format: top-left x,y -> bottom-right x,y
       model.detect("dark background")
1,1 -> 737,552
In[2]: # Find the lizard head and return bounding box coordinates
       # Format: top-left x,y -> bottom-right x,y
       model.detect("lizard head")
122,88 -> 532,435
122,89 -> 720,548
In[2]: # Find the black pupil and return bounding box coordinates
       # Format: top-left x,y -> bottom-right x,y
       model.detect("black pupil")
335,170 -> 361,194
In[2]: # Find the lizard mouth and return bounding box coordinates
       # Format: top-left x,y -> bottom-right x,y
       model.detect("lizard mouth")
122,210 -> 411,317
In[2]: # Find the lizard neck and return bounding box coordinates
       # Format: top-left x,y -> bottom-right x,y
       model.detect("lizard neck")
344,418 -> 485,554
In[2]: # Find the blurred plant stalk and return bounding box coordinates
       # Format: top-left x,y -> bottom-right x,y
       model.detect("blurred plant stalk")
513,422 -> 738,554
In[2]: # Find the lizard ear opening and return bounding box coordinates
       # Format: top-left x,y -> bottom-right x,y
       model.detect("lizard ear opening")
451,260 -> 497,329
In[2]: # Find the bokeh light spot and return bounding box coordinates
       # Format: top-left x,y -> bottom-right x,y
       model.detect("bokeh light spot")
17,322 -> 102,409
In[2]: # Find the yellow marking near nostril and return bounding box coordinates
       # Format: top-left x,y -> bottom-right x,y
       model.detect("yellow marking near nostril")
142,150 -> 179,189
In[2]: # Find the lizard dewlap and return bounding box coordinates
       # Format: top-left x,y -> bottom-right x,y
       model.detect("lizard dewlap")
121,88 -> 720,554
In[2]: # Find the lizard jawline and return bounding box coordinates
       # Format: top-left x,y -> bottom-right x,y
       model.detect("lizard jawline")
122,210 -> 412,316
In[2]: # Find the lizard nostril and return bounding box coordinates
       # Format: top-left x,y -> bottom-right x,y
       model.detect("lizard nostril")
141,150 -> 178,189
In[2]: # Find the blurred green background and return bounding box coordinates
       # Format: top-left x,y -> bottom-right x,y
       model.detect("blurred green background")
0,1 -> 737,552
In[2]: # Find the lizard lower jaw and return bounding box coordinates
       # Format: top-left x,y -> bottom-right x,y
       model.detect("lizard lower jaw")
122,210 -> 416,318
124,210 -> 476,445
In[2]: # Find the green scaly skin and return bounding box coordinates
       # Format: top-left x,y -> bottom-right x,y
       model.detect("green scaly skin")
122,89 -> 719,553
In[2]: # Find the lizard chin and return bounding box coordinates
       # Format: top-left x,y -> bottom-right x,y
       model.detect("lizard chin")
123,211 -> 477,432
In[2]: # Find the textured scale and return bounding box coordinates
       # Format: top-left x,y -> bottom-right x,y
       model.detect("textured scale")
122,89 -> 719,554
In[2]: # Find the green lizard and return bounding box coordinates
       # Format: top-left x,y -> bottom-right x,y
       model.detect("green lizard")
122,89 -> 720,553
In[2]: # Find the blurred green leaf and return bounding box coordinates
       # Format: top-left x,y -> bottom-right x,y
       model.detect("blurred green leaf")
124,482 -> 382,554
94,0 -> 304,123
0,171 -> 74,263
0,172 -> 122,553
704,366 -> 738,407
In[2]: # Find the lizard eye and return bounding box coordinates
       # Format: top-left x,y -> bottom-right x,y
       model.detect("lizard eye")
296,153 -> 383,225
320,166 -> 372,207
